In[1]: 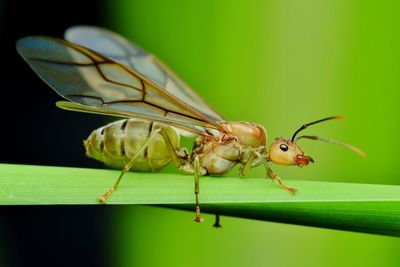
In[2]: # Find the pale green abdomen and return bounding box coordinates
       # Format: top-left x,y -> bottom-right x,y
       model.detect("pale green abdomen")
84,119 -> 179,172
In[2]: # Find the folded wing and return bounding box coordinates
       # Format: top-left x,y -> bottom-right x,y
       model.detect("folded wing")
16,36 -> 224,135
65,25 -> 224,122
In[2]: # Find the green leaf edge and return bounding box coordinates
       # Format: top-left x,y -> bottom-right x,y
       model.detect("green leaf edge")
1,163 -> 399,236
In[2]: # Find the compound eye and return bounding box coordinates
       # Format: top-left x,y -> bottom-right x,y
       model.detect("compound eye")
279,144 -> 288,152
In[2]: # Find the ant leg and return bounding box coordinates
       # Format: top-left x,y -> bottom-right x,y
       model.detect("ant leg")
160,129 -> 204,222
99,128 -> 162,203
159,129 -> 187,169
193,155 -> 204,222
213,213 -> 222,228
265,166 -> 297,194
254,152 -> 297,194
239,151 -> 257,176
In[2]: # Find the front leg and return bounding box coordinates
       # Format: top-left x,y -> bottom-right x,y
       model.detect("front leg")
254,152 -> 297,194
265,165 -> 297,194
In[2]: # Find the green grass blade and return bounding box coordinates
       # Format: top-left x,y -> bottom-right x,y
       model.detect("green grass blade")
0,163 -> 399,236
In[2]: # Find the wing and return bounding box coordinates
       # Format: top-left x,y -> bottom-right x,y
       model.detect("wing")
64,25 -> 224,122
16,36 -> 225,136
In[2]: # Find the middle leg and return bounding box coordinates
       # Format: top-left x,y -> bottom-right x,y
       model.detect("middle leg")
193,155 -> 204,222
160,129 -> 204,222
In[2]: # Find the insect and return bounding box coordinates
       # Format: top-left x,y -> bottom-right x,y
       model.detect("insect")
16,26 -> 366,223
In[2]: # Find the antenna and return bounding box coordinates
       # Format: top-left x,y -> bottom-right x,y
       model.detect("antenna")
291,116 -> 344,141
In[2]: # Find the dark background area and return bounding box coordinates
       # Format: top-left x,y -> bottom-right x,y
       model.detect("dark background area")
1,1 -> 114,266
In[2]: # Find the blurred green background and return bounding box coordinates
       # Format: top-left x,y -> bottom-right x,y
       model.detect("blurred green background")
105,1 -> 400,266
2,0 -> 399,266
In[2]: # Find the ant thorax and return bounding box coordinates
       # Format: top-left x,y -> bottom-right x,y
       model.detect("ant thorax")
223,121 -> 267,148
188,122 -> 268,176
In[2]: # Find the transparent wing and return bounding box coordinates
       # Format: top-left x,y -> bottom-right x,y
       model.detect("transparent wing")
64,25 -> 224,122
16,36 -> 225,136
56,101 -> 206,136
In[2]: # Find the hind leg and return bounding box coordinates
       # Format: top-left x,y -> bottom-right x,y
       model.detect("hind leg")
99,128 -> 162,203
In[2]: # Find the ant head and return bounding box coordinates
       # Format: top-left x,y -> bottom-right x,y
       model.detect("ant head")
269,137 -> 314,167
268,116 -> 347,167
